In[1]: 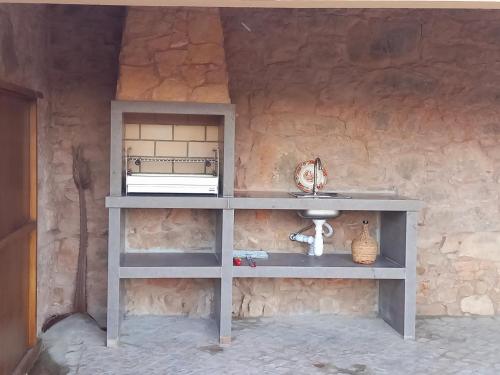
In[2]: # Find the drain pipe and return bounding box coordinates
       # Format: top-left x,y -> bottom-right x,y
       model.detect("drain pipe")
289,233 -> 315,256
290,221 -> 334,256
312,219 -> 326,256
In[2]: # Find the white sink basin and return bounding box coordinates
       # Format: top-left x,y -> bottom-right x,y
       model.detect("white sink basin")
298,209 -> 341,219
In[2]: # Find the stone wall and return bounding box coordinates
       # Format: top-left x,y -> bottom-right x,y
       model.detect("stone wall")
4,5 -> 500,328
222,9 -> 500,316
45,6 -> 124,326
118,8 -> 500,318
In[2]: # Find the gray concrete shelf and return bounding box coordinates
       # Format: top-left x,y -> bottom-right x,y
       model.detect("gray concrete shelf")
106,195 -> 228,209
119,252 -> 221,279
231,191 -> 423,211
232,253 -> 405,279
112,99 -> 235,116
105,191 -> 422,211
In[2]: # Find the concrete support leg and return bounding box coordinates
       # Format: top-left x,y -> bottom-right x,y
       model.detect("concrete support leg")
107,208 -> 123,346
379,211 -> 417,339
215,209 -> 234,344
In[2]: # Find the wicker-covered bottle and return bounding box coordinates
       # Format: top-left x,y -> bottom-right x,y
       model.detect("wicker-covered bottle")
351,220 -> 378,264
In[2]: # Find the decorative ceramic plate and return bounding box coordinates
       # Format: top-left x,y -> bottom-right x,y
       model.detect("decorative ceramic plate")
294,160 -> 328,193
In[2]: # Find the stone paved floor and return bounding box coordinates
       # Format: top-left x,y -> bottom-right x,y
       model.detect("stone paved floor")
32,314 -> 500,375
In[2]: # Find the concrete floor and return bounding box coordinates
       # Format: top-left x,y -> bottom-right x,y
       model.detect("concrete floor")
31,314 -> 500,375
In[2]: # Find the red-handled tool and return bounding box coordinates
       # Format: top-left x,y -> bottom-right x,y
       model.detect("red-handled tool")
246,256 -> 257,268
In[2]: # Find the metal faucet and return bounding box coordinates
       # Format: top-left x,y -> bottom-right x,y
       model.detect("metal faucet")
312,157 -> 323,196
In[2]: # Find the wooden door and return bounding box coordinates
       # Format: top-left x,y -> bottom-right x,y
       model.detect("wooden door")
0,83 -> 37,375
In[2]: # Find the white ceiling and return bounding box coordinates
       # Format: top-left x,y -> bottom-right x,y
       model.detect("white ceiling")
3,0 -> 500,8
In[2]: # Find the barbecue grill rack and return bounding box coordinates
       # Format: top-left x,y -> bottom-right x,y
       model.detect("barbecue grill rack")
124,147 -> 220,195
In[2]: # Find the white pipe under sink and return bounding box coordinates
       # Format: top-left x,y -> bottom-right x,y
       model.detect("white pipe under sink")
289,220 -> 334,256
312,219 -> 326,256
290,233 -> 315,256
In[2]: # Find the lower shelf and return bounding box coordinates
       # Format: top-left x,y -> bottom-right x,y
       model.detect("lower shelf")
233,253 -> 405,279
119,252 -> 405,279
120,252 -> 221,278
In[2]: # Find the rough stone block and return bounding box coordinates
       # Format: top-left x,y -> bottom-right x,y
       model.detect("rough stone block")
190,84 -> 230,103
187,44 -> 225,65
461,295 -> 495,315
117,65 -> 159,100
188,12 -> 224,44
152,79 -> 190,101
